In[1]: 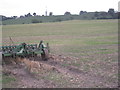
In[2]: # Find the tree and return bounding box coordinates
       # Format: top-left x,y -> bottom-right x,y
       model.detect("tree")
94,12 -> 99,17
49,12 -> 53,16
25,13 -> 32,17
13,16 -> 17,19
20,15 -> 24,18
33,12 -> 36,16
114,12 -> 118,19
79,11 -> 84,15
118,12 -> 120,19
1,15 -> 7,21
108,8 -> 115,17
64,11 -> 71,15
79,11 -> 87,15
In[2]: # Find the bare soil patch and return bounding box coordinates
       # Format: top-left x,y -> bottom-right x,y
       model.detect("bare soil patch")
2,53 -> 118,88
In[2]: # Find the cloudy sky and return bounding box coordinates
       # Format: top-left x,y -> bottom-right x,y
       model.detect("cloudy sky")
0,0 -> 119,17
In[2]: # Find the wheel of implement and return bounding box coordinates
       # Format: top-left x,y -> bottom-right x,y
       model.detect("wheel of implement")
12,53 -> 16,59
41,48 -> 49,61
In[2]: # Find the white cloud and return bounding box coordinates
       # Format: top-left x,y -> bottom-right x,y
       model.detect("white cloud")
0,0 -> 119,16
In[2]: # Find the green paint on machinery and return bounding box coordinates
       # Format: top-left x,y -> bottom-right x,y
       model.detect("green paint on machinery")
1,40 -> 50,60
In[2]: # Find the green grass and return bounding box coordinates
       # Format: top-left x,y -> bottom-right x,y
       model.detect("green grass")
2,19 -> 118,55
2,74 -> 18,88
2,75 -> 16,84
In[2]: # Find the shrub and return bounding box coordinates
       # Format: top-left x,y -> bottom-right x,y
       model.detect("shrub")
55,18 -> 62,22
31,19 -> 40,23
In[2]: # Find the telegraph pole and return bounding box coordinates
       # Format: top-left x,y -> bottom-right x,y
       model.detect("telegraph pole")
45,6 -> 47,16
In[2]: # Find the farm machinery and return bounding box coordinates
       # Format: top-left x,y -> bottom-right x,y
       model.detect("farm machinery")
1,40 -> 50,61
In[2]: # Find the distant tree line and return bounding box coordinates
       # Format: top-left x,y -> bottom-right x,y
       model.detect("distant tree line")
1,12 -> 53,21
79,8 -> 118,19
65,8 -> 118,19
1,8 -> 119,21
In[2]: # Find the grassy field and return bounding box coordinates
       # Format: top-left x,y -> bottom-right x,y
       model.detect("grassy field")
2,19 -> 118,55
2,19 -> 118,88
